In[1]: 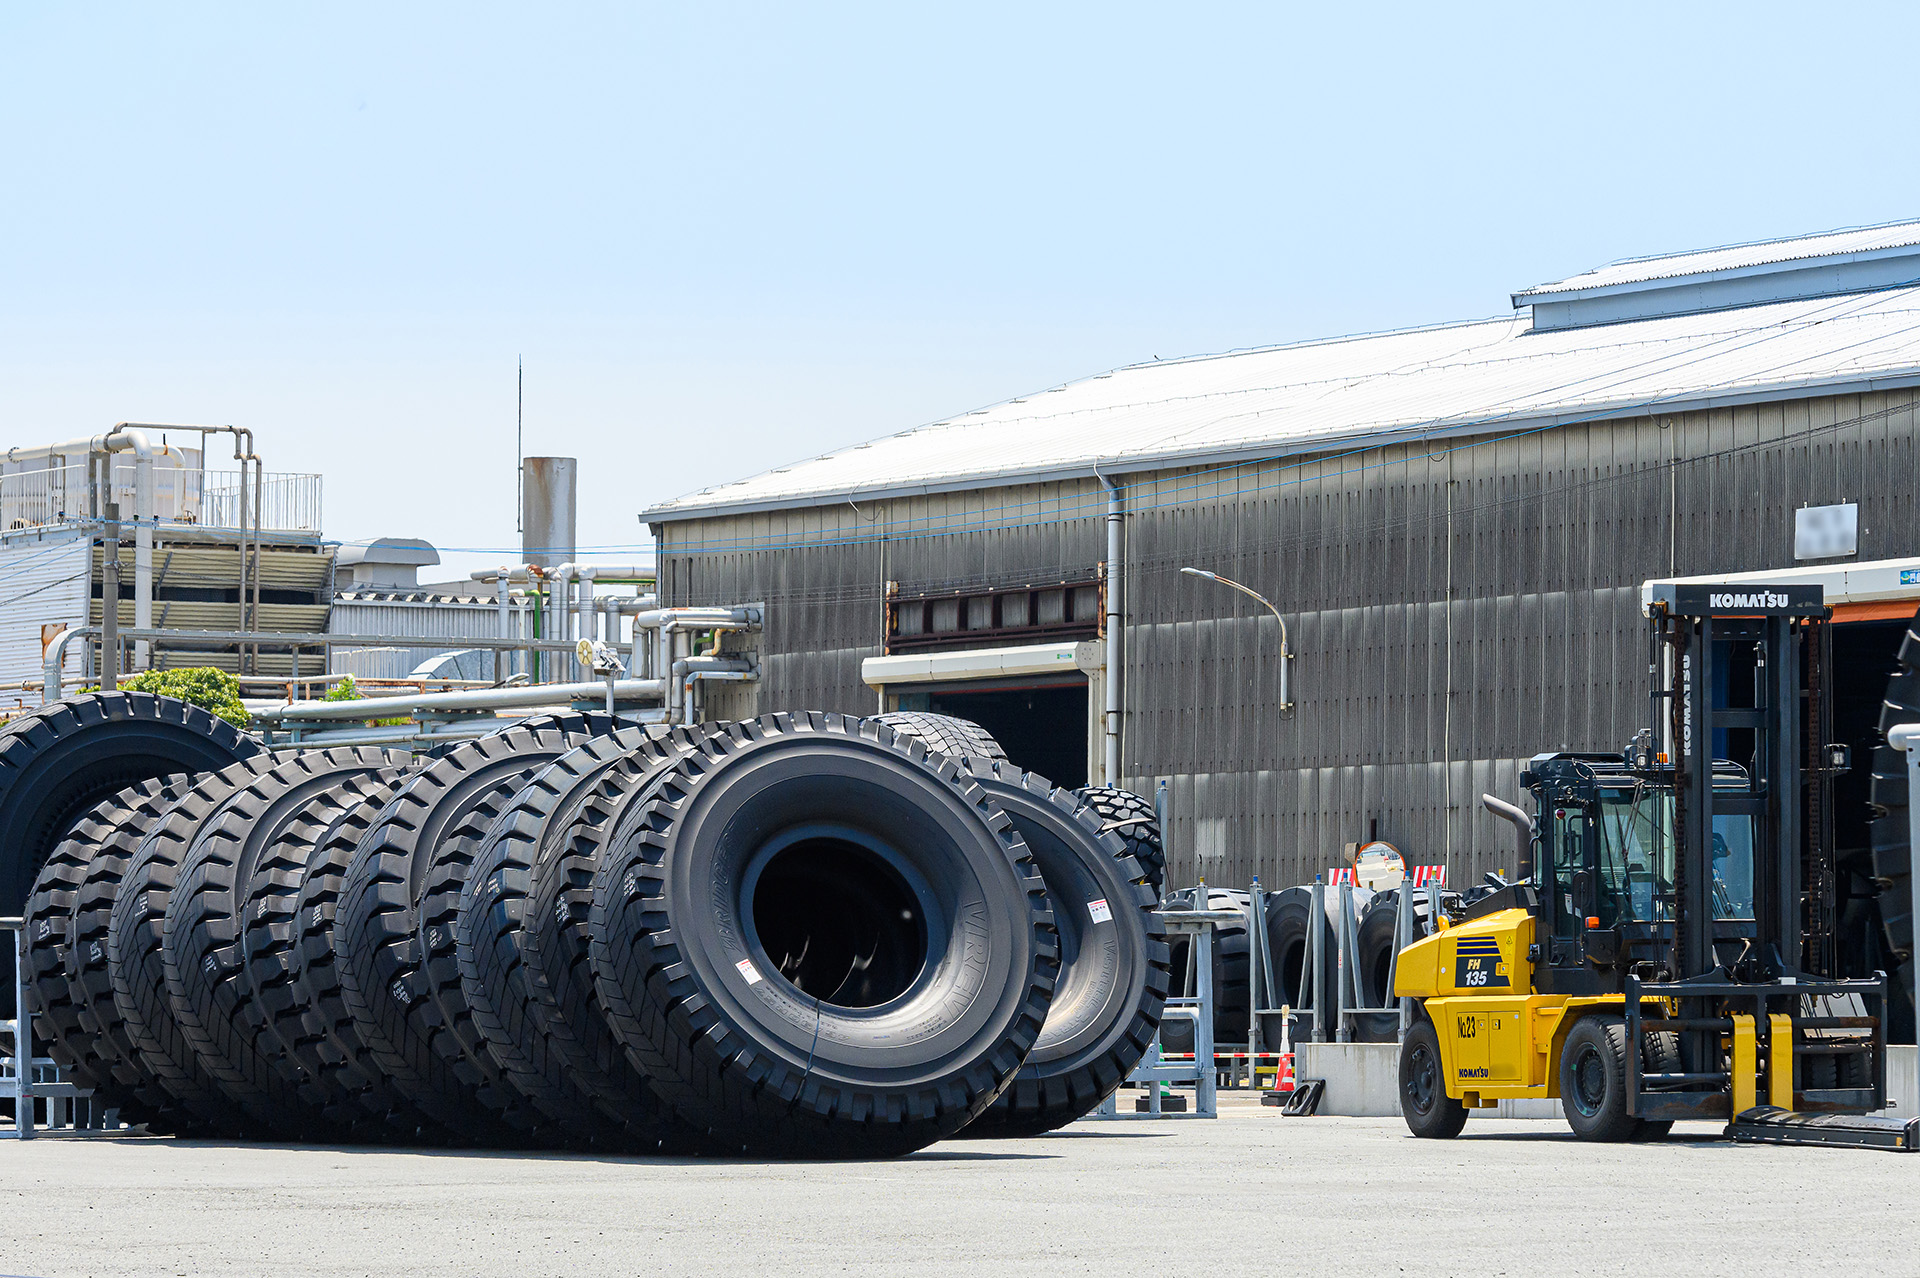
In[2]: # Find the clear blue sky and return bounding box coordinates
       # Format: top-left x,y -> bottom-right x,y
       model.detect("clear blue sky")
6,3 -> 1918,581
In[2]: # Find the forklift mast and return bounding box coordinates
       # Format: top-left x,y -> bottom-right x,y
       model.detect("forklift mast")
1651,581 -> 1832,981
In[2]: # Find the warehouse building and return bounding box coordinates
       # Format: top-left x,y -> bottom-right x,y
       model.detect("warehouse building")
643,220 -> 1920,896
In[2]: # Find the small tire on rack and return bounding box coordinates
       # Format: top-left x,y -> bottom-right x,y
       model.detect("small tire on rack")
1399,1016 -> 1467,1139
1071,787 -> 1164,895
590,712 -> 1058,1157
1559,1015 -> 1639,1142
943,757 -> 1170,1138
1160,887 -> 1250,1051
868,711 -> 1007,762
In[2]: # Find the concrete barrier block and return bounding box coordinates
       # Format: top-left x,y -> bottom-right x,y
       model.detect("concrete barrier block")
1295,1043 -> 1402,1117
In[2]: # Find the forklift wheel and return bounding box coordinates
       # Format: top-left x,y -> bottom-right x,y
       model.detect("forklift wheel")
1400,1020 -> 1468,1139
1560,1017 -> 1640,1141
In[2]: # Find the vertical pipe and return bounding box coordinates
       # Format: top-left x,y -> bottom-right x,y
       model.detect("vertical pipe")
495,567 -> 512,682
131,448 -> 153,670
577,568 -> 596,644
100,505 -> 121,692
1102,473 -> 1124,787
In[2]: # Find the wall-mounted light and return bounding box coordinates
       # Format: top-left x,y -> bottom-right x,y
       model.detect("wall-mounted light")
1180,566 -> 1294,710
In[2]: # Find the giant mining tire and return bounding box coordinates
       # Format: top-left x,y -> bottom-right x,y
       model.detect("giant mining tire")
1872,606 -> 1920,1045
284,769 -> 442,1140
57,777 -> 201,1131
163,747 -> 409,1139
458,727 -> 716,1152
1161,886 -> 1251,1052
24,781 -> 180,1124
869,711 -> 1008,761
107,754 -> 285,1136
589,712 -> 1059,1157
0,691 -> 262,919
334,713 -> 618,1144
1072,786 -> 1165,896
944,757 -> 1170,1138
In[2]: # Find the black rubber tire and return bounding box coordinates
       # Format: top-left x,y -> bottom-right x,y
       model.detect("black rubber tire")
235,761 -> 417,1140
0,691 -> 262,918
945,757 -> 1170,1137
1261,885 -> 1332,1019
62,776 -> 201,1132
590,712 -> 1058,1157
1559,1015 -> 1639,1141
1161,886 -> 1250,1050
1630,1030 -> 1680,1141
869,711 -> 1007,762
1072,786 -> 1164,895
108,754 -> 284,1136
459,727 -> 716,1151
162,747 -> 407,1138
285,771 -> 443,1141
24,786 -> 148,1098
1869,606 -> 1920,1045
1355,891 -> 1416,1008
335,713 -> 617,1144
1399,1017 -> 1467,1138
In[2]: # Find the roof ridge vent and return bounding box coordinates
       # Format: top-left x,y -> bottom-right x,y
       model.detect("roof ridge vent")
1514,218 -> 1920,331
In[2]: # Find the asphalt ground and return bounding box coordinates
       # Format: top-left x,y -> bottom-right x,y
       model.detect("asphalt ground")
4,1093 -> 1918,1277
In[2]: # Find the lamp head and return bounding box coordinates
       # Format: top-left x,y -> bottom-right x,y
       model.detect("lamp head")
1180,567 -> 1216,581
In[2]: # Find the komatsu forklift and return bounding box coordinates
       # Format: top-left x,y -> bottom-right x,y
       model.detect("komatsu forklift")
1395,582 -> 1918,1148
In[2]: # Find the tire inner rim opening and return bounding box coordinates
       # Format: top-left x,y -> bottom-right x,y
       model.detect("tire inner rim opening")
749,834 -> 929,1009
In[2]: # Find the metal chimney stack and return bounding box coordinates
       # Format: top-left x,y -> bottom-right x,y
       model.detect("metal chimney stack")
521,456 -> 577,569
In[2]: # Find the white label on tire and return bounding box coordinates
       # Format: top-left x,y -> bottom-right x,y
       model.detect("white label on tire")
1087,898 -> 1112,924
736,958 -> 764,985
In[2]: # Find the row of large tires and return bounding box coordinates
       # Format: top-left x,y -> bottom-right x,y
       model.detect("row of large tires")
18,696 -> 1168,1156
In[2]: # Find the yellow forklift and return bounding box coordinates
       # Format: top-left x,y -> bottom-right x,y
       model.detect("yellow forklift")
1395,583 -> 1917,1148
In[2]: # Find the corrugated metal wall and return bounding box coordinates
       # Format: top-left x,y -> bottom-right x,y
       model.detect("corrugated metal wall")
656,391 -> 1920,891
0,532 -> 90,709
328,596 -> 517,680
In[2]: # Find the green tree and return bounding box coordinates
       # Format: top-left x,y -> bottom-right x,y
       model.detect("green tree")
121,667 -> 251,729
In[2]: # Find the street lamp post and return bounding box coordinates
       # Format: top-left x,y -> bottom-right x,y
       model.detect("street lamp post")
1181,566 -> 1293,710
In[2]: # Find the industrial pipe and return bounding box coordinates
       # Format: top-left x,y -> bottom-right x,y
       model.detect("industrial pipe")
255,677 -> 668,724
470,564 -> 655,584
1101,471 -> 1124,787
550,563 -> 576,647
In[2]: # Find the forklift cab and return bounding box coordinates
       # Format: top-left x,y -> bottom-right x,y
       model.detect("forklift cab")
1523,751 -> 1758,995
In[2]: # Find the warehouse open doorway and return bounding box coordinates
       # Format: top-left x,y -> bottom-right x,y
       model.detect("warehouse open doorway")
861,640 -> 1102,791
922,681 -> 1089,788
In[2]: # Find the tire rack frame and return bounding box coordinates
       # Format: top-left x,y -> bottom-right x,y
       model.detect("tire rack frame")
1089,908 -> 1245,1119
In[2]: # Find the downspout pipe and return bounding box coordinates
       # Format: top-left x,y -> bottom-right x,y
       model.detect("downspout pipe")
97,426 -> 156,668
551,563 -> 577,648
1099,469 -> 1124,787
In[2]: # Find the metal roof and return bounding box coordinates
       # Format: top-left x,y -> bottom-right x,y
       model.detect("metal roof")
645,284 -> 1920,522
1516,218 -> 1920,302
